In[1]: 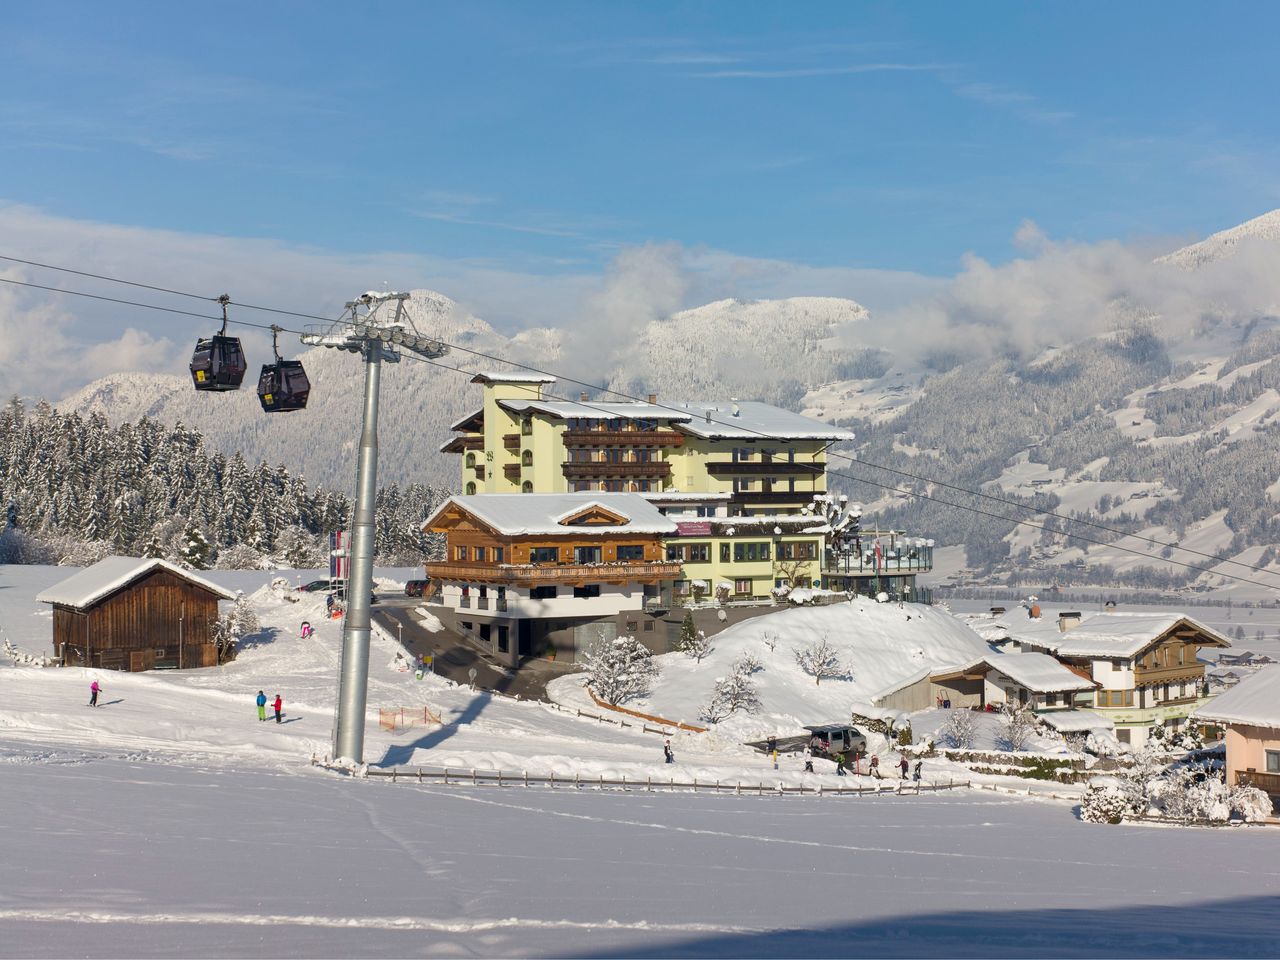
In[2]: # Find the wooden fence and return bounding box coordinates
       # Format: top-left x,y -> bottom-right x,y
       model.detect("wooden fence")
325,762 -> 972,798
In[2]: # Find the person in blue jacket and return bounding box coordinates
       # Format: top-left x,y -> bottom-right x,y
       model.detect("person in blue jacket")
256,690 -> 267,721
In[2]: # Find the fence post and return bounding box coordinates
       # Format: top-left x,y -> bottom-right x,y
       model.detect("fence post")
391,768 -> 397,783
647,775 -> 652,792
737,781 -> 741,796
693,778 -> 697,793
418,768 -> 423,783
550,771 -> 555,788
497,770 -> 503,787
575,771 -> 580,789
818,783 -> 823,797
524,770 -> 529,787
472,768 -> 477,785
443,768 -> 449,784
599,773 -> 604,790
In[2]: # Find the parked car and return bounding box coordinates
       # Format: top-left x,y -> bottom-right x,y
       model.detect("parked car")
299,579 -> 334,592
405,579 -> 429,597
802,724 -> 868,757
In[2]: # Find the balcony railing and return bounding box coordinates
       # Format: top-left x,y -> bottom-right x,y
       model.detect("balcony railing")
503,463 -> 522,478
562,461 -> 672,480
459,595 -> 471,608
428,559 -> 683,585
1135,664 -> 1205,686
503,433 -> 521,450
495,598 -> 508,612
823,549 -> 934,575
707,461 -> 823,476
477,597 -> 490,610
1236,770 -> 1280,795
442,435 -> 483,453
472,466 -> 485,480
730,490 -> 824,503
563,430 -> 684,447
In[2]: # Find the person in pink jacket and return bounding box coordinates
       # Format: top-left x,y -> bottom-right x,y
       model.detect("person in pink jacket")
89,680 -> 100,707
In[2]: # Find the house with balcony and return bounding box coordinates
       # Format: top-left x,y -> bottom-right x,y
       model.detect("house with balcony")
421,492 -> 681,666
1192,666 -> 1280,809
1004,612 -> 1230,747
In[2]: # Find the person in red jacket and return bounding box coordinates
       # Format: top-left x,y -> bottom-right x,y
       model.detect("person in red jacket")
272,694 -> 283,723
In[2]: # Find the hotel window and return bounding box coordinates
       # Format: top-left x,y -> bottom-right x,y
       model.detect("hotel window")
574,585 -> 601,599
643,620 -> 655,632
454,545 -> 468,561
531,547 -> 559,563
626,621 -> 638,633
465,482 -> 476,495
617,544 -> 645,561
733,579 -> 752,595
494,547 -> 504,563
465,452 -> 475,468
687,543 -> 709,562
720,543 -> 731,562
521,417 -> 533,436
666,544 -> 683,562
530,585 -> 557,600
1267,751 -> 1280,773
474,546 -> 486,562
521,481 -> 533,493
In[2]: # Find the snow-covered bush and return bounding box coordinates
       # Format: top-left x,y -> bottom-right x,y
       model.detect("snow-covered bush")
734,652 -> 763,675
582,635 -> 659,706
1176,726 -> 1204,751
1081,782 -> 1131,824
215,543 -> 269,570
1229,784 -> 1273,823
941,708 -> 978,749
700,669 -> 762,723
760,631 -> 780,655
998,702 -> 1036,752
793,635 -> 849,685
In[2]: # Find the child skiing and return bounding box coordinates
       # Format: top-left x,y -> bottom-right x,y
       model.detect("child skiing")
256,690 -> 267,721
89,680 -> 100,707
663,740 -> 674,764
273,693 -> 283,723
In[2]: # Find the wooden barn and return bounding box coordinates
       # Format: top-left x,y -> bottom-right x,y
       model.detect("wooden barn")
38,557 -> 236,671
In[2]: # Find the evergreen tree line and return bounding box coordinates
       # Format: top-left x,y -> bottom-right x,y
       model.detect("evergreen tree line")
0,398 -> 446,569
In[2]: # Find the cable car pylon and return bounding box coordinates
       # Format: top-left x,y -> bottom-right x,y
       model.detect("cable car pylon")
300,292 -> 448,764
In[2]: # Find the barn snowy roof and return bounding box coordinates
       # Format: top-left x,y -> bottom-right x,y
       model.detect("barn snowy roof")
667,400 -> 855,441
469,372 -> 557,385
37,557 -> 236,610
423,493 -> 678,537
1193,666 -> 1280,728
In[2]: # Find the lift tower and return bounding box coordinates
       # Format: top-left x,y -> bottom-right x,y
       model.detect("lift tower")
302,292 -> 448,763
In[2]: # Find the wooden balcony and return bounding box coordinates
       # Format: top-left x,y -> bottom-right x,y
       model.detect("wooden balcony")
503,462 -> 522,478
1235,770 -> 1280,795
707,460 -> 824,476
1135,663 -> 1205,686
427,559 -> 683,586
562,430 -> 685,447
562,461 -> 672,480
730,490 -> 824,504
503,433 -> 521,450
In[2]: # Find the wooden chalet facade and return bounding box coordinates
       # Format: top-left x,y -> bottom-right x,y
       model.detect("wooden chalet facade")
38,557 -> 236,672
422,493 -> 681,666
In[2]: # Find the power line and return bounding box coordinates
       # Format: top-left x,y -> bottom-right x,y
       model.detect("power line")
5,256 -> 1276,586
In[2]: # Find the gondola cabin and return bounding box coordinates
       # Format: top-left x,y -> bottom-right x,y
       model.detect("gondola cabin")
257,359 -> 311,413
37,557 -> 237,671
190,335 -> 247,391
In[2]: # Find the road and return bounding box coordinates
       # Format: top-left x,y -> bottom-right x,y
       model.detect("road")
372,598 -> 572,701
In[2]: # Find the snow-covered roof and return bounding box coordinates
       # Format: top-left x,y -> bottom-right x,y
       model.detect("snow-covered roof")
470,372 -> 557,385
1193,666 -> 1280,728
423,493 -> 678,537
1038,709 -> 1114,734
642,491 -> 732,502
449,407 -> 484,432
667,400 -> 855,442
497,399 -> 690,422
37,557 -> 236,610
1000,612 -> 1230,659
980,653 -> 1096,693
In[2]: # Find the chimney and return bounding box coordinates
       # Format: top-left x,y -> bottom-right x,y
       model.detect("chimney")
647,393 -> 657,404
1058,611 -> 1082,633
579,391 -> 589,402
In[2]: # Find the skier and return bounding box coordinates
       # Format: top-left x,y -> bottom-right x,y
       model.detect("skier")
256,690 -> 267,722
898,756 -> 910,780
273,693 -> 283,723
766,734 -> 778,755
834,752 -> 847,776
870,754 -> 881,779
803,758 -> 815,774
89,680 -> 100,707
300,621 -> 312,639
913,759 -> 923,783
663,740 -> 674,764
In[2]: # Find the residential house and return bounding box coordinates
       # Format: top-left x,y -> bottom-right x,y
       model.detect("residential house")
421,493 -> 681,666
874,652 -> 1096,715
37,557 -> 236,671
1193,665 -> 1280,808
1008,612 -> 1230,747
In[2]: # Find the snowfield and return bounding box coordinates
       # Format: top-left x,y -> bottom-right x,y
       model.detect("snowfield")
2,566 -> 1280,957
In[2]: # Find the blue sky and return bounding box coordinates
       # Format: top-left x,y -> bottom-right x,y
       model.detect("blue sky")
3,2 -> 1277,278
2,2 -> 1280,398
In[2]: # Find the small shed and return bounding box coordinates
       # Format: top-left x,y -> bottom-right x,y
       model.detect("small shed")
38,557 -> 236,671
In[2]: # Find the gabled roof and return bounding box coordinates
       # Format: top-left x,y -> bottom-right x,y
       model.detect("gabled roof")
449,407 -> 484,432
978,652 -> 1097,693
422,493 -> 678,537
497,399 -> 690,422
37,557 -> 236,610
1193,666 -> 1280,728
996,612 -> 1230,659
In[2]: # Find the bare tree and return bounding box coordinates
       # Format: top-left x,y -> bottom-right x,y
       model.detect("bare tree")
942,708 -> 978,749
582,635 -> 660,706
999,702 -> 1036,752
793,634 -> 848,686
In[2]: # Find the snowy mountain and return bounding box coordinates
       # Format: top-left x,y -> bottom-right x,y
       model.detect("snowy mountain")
1155,208 -> 1280,269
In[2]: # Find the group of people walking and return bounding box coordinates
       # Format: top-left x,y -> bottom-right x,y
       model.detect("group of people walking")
255,690 -> 284,723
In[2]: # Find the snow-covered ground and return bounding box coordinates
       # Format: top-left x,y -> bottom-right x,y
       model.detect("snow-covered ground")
4,565 -> 1280,957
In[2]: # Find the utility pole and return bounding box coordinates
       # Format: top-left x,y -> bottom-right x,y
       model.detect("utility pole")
302,292 -> 447,763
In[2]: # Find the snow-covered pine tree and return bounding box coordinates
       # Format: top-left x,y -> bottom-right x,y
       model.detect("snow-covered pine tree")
582,634 -> 659,706
678,616 -> 713,663
178,524 -> 213,570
